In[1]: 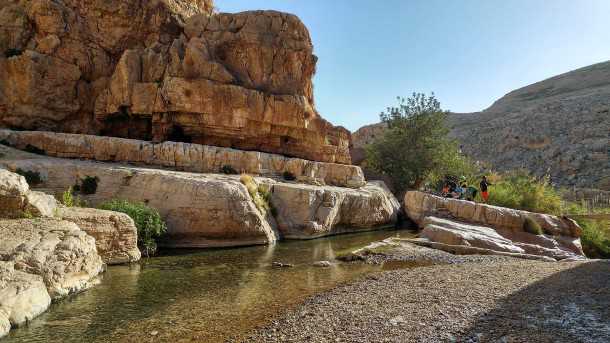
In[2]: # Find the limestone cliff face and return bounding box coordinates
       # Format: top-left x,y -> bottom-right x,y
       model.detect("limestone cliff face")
0,0 -> 351,164
352,61 -> 610,190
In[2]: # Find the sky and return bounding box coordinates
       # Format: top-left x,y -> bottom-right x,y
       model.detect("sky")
218,0 -> 610,131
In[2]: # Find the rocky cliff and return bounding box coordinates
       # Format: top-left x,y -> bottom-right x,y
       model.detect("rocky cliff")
352,61 -> 610,190
0,0 -> 351,164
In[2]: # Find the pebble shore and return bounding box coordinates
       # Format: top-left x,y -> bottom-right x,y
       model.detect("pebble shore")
244,245 -> 610,343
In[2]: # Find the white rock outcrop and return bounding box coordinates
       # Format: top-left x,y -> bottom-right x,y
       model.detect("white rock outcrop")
0,219 -> 104,298
404,191 -> 585,260
267,181 -> 399,239
0,169 -> 57,218
0,262 -> 51,337
0,218 -> 105,338
1,146 -> 399,247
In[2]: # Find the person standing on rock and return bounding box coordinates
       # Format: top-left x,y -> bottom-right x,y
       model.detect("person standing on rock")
480,176 -> 492,202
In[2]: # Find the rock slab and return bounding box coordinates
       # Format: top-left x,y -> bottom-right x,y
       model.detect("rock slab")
404,191 -> 585,260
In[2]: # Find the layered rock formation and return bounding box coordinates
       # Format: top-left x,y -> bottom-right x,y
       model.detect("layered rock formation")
404,191 -> 585,260
0,145 -> 399,248
58,207 -> 141,265
352,61 -> 610,190
0,0 -> 351,164
0,129 -> 365,188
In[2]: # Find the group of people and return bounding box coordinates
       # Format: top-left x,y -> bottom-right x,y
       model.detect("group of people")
441,176 -> 491,202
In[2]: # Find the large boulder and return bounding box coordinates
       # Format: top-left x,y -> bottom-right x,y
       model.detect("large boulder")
0,129 -> 365,188
0,261 -> 51,338
58,207 -> 141,265
0,219 -> 104,299
405,191 -> 582,238
0,218 -> 104,338
404,191 -> 585,260
0,0 -> 351,164
266,181 -> 399,239
0,168 -> 57,218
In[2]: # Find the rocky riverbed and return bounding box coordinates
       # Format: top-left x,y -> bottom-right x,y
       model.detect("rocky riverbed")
246,258 -> 610,343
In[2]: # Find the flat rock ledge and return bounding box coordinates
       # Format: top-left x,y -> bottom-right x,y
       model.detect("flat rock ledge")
0,129 -> 366,188
0,219 -> 104,338
0,146 -> 399,248
404,191 -> 585,261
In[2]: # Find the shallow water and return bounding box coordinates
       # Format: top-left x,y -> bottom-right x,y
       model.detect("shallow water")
5,229 -> 416,343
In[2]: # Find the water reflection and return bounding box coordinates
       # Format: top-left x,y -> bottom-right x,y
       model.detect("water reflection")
5,229 -> 415,343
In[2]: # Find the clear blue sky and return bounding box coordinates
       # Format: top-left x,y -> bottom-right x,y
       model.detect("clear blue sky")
218,0 -> 610,131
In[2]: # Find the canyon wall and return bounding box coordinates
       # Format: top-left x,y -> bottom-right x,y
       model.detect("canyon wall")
0,0 -> 351,164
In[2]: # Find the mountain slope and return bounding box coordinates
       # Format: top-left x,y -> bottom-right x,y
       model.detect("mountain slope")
353,61 -> 610,190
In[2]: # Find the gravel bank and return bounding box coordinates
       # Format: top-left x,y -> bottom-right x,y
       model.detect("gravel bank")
244,259 -> 610,342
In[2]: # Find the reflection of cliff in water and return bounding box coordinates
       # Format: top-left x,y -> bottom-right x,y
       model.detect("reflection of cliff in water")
4,229 -> 414,343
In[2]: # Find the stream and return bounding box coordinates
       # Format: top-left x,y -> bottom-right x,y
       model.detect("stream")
4,229 -> 416,343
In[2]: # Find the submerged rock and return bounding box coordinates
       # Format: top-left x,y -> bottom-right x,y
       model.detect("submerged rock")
404,191 -> 585,260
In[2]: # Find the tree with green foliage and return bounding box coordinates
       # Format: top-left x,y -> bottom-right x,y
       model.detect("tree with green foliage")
99,200 -> 167,257
365,93 -> 473,194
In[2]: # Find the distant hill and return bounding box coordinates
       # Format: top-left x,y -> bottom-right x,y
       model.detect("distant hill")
352,61 -> 610,190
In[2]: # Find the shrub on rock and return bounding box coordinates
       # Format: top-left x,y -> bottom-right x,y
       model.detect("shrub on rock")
221,165 -> 238,175
523,216 -> 543,235
15,168 -> 43,186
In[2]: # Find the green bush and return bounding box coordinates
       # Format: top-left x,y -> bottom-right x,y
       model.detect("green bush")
523,216 -> 543,235
240,174 -> 275,215
282,171 -> 296,181
15,168 -> 43,186
221,165 -> 238,175
24,144 -> 46,155
578,220 -> 610,259
99,200 -> 167,257
61,186 -> 84,207
486,170 -> 562,215
79,176 -> 99,195
366,93 -> 474,194
5,48 -> 22,58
